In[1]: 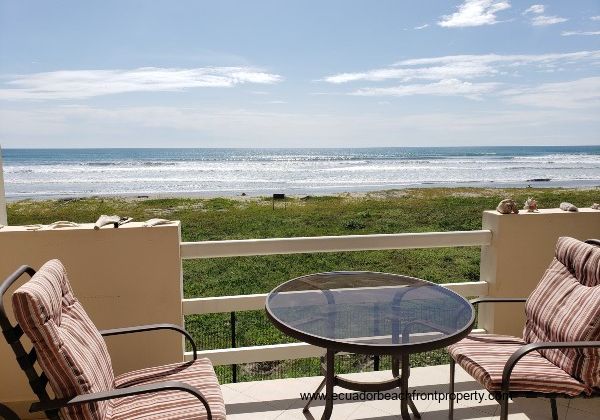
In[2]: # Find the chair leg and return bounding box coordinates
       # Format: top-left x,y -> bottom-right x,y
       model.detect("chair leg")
550,398 -> 558,420
0,403 -> 20,420
499,393 -> 509,420
449,359 -> 455,420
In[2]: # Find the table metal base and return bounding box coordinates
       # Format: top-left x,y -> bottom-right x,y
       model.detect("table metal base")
303,350 -> 421,420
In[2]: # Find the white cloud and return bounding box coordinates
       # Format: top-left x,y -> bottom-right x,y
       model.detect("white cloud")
321,51 -> 600,104
591,16 -> 600,21
414,24 -> 430,30
0,67 -> 282,100
501,77 -> 600,108
523,5 -> 544,15
438,0 -> 511,28
324,51 -> 600,85
530,15 -> 567,26
395,51 -> 600,66
351,79 -> 499,99
323,61 -> 495,84
562,30 -> 600,36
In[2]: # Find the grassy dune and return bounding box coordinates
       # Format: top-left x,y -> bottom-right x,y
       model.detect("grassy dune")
8,188 -> 599,382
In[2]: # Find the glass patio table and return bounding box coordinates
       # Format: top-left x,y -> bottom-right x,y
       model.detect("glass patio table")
266,271 -> 475,420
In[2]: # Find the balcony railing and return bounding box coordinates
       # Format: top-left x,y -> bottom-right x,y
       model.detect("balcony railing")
180,230 -> 492,365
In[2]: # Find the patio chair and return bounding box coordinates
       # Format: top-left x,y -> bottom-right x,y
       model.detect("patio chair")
447,237 -> 600,420
0,259 -> 226,420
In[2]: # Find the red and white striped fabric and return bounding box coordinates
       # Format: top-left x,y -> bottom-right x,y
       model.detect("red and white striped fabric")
12,259 -> 114,420
448,237 -> 600,396
447,334 -> 587,395
12,259 -> 225,419
109,359 -> 226,419
523,237 -> 600,391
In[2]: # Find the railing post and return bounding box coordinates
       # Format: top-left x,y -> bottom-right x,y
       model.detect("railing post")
230,312 -> 237,383
0,145 -> 7,226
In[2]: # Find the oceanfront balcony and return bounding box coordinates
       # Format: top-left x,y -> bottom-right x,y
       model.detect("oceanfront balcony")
0,208 -> 598,418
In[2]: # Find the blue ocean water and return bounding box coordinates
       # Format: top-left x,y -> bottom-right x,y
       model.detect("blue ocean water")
2,146 -> 599,198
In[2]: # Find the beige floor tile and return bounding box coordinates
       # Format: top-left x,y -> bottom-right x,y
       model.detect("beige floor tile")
567,397 -> 600,414
363,391 -> 433,417
565,406 -> 600,420
487,397 -> 570,420
223,379 -> 260,394
422,403 -> 492,419
346,403 -> 394,419
227,406 -> 286,420
295,401 -> 365,420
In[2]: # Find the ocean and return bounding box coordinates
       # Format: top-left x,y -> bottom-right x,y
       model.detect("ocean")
2,146 -> 599,199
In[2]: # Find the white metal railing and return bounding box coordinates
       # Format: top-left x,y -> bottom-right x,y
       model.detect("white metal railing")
180,230 -> 492,365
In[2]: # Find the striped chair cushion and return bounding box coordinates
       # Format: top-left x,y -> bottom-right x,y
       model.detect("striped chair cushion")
447,334 -> 588,396
554,236 -> 600,287
109,358 -> 226,419
12,259 -> 114,420
523,237 -> 600,390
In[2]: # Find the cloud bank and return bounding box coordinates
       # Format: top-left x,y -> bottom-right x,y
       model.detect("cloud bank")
322,51 -> 600,105
0,67 -> 283,100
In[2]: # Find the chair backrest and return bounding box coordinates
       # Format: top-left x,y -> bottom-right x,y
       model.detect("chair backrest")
523,237 -> 600,390
10,260 -> 114,420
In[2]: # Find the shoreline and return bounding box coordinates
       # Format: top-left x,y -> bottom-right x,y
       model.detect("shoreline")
5,184 -> 599,203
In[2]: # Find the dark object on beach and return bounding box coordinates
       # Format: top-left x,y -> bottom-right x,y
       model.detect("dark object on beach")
527,178 -> 551,182
137,195 -> 149,199
301,195 -> 312,201
560,202 -> 578,212
496,199 -> 519,214
241,192 -> 246,196
272,193 -> 286,210
94,215 -> 133,229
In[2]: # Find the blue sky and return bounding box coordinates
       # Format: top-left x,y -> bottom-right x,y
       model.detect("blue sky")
0,0 -> 599,148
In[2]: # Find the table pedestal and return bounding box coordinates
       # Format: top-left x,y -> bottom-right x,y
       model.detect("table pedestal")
303,350 -> 421,420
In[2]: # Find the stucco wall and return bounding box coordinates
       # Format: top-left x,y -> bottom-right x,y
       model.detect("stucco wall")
478,208 -> 600,336
0,222 -> 183,417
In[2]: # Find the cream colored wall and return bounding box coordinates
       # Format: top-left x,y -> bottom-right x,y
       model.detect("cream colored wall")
0,222 -> 183,417
478,208 -> 600,336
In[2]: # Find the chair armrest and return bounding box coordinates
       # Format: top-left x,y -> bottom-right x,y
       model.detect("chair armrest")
501,341 -> 600,395
470,297 -> 527,307
30,380 -> 212,419
585,239 -> 600,247
99,323 -> 197,360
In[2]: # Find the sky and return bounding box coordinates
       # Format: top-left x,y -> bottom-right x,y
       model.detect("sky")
0,0 -> 599,148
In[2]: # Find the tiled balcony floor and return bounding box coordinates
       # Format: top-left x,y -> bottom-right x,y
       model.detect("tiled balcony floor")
221,364 -> 598,419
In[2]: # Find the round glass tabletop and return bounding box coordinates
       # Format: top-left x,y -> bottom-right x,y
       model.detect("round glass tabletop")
266,271 -> 475,355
